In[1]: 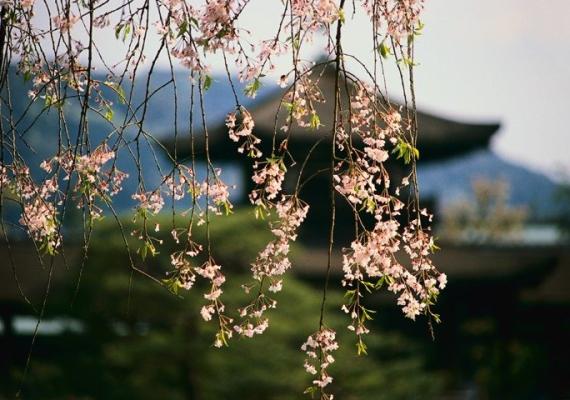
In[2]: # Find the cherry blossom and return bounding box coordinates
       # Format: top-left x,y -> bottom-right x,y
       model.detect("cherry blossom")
302,328 -> 339,399
0,0 -> 444,393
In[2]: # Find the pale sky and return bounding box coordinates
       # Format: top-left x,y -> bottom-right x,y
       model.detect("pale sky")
54,0 -> 570,178
414,0 -> 570,179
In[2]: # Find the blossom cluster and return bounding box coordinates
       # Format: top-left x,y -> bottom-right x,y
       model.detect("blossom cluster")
334,84 -> 446,352
302,328 -> 339,399
1,163 -> 61,254
234,196 -> 308,338
132,191 -> 165,216
225,92 -> 313,340
292,0 -> 340,36
132,166 -> 232,219
334,85 -> 400,212
55,145 -> 127,218
131,167 -> 234,334
361,0 -> 425,44
226,107 -> 261,158
17,175 -> 60,253
1,145 -> 125,252
196,260 -> 234,347
281,74 -> 326,132
168,249 -> 232,347
250,159 -> 286,204
157,0 -> 244,73
71,145 -> 123,204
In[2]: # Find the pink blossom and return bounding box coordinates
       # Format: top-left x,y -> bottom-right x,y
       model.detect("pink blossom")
52,14 -> 80,32
302,328 -> 339,396
132,191 -> 164,215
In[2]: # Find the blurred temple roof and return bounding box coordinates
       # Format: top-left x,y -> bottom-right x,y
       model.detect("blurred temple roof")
164,64 -> 500,163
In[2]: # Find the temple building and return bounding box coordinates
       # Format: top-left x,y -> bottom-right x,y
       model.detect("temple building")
162,65 -> 570,397
166,65 -> 500,245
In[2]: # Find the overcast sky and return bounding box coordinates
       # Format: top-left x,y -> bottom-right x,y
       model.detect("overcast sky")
66,0 -> 569,178
414,0 -> 570,179
334,0 -> 569,179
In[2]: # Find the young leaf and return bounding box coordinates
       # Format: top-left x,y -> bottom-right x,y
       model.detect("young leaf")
244,77 -> 262,98
203,75 -> 213,91
378,41 -> 390,59
309,112 -> 322,130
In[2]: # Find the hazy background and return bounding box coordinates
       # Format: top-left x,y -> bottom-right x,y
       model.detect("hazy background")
64,0 -> 569,176
1,1 -> 569,399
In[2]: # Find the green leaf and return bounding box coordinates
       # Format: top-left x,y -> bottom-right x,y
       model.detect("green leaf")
216,330 -> 229,347
375,276 -> 385,289
116,84 -> 126,104
244,77 -> 262,98
162,277 -> 179,295
309,112 -> 321,130
303,386 -> 317,397
429,239 -> 441,253
415,21 -> 425,35
365,197 -> 376,213
357,338 -> 368,356
203,75 -> 212,91
338,9 -> 346,24
392,140 -> 420,164
378,41 -> 390,59
222,200 -> 233,216
177,20 -> 188,38
189,17 -> 199,29
104,105 -> 114,121
254,204 -> 268,220
293,35 -> 301,50
114,24 -> 123,40
123,23 -> 131,42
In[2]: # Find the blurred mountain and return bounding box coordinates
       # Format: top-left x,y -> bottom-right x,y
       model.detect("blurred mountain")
4,68 -> 263,214
418,150 -> 559,220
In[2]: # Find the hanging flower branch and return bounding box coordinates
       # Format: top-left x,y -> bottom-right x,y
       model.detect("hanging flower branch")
0,0 -> 446,397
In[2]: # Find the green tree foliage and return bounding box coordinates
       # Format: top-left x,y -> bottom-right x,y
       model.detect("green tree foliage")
10,211 -> 444,399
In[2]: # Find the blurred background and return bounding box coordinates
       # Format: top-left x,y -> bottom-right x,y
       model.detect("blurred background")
1,0 -> 570,399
